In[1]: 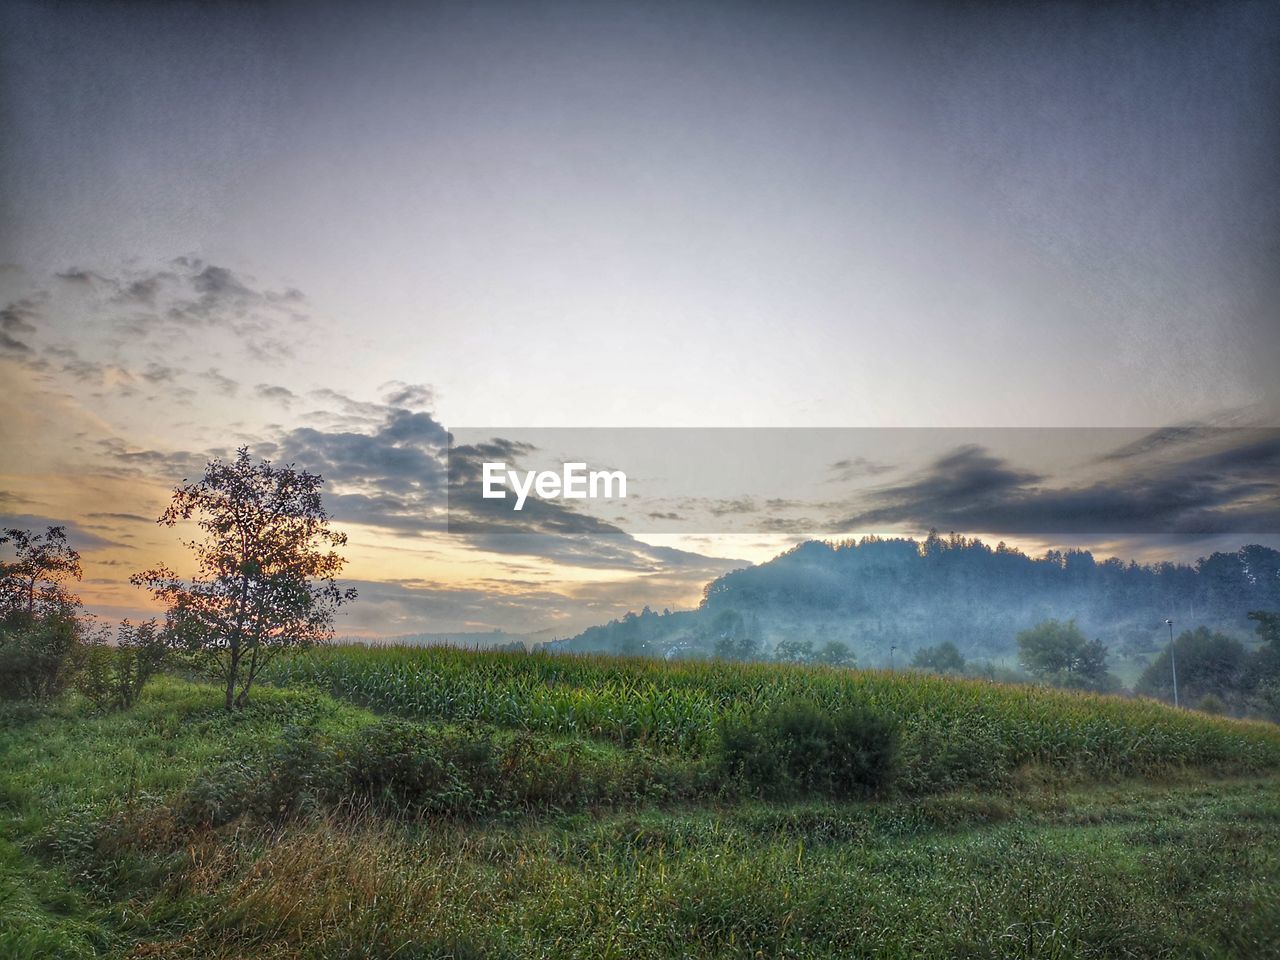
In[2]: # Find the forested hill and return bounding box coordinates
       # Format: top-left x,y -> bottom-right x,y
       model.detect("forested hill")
558,534 -> 1280,667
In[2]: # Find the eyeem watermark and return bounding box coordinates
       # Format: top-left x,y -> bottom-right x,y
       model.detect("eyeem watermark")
482,462 -> 628,511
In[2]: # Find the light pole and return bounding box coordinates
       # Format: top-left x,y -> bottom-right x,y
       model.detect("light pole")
1165,618 -> 1179,708
889,644 -> 896,671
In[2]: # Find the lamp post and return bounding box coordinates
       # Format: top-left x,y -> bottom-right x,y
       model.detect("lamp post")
889,644 -> 896,671
1165,618 -> 1179,708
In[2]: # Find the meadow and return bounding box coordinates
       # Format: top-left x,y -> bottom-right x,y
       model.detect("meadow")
262,646 -> 1280,791
3,646 -> 1280,958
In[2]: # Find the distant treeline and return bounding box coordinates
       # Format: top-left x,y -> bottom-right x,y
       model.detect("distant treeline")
558,533 -> 1280,666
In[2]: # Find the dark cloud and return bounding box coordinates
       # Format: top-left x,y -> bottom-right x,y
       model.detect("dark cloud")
1097,425 -> 1217,462
379,381 -> 435,409
60,357 -> 105,382
255,383 -> 297,405
141,362 -> 177,384
0,514 -> 130,551
279,419 -> 446,496
54,268 -> 107,285
827,456 -> 895,482
94,438 -> 216,483
444,438 -> 732,570
0,296 -> 40,352
117,276 -> 163,305
10,259 -> 313,379
842,434 -> 1280,534
85,512 -> 153,523
79,258 -> 309,361
706,497 -> 760,518
191,264 -> 252,301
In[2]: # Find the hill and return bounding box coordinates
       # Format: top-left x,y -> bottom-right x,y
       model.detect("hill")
558,535 -> 1280,668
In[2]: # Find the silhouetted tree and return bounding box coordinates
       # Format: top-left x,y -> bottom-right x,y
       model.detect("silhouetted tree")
0,525 -> 86,701
132,448 -> 357,710
0,525 -> 82,619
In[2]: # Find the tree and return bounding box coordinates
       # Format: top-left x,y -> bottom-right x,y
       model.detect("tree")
0,525 -> 82,620
0,526 -> 86,702
1136,627 -> 1248,709
815,640 -> 855,667
1015,618 -> 1114,690
911,640 -> 966,674
774,638 -> 815,665
1248,610 -> 1280,649
711,609 -> 761,660
0,613 -> 83,701
132,448 -> 357,710
1016,619 -> 1084,677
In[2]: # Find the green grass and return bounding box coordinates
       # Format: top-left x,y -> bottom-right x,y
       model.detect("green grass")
2,651 -> 1280,958
263,645 -> 1280,791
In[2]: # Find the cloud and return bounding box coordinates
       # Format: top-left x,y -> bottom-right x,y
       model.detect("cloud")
141,363 -> 177,384
116,275 -> 164,305
444,437 -> 738,570
85,512 -> 153,523
54,268 -> 108,285
94,438 -> 217,483
379,381 -> 435,409
60,258 -> 310,362
1096,424 -> 1217,463
255,383 -> 298,405
841,433 -> 1280,534
827,456 -> 895,482
201,368 -> 239,396
277,414 -> 448,497
0,514 -> 131,551
0,296 -> 41,352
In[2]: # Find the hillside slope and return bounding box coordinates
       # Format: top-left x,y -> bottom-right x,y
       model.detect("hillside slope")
560,536 -> 1280,668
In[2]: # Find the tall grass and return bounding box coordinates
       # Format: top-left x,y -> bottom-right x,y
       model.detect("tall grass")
263,646 -> 1280,791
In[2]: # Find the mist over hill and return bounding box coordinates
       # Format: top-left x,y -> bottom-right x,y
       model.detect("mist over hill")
556,533 -> 1280,668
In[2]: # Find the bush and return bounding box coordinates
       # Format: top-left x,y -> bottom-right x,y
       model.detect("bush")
78,620 -> 168,710
175,717 -> 703,827
718,699 -> 899,797
0,612 -> 84,701
1196,693 -> 1226,716
345,719 -> 499,815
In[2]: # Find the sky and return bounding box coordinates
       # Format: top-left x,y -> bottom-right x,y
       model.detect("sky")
1,0 -> 1278,637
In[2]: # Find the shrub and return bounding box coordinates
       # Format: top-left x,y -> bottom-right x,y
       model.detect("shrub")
177,726 -> 346,827
78,620 -> 168,710
345,719 -> 498,815
1196,693 -> 1227,716
718,699 -> 899,797
0,612 -> 84,701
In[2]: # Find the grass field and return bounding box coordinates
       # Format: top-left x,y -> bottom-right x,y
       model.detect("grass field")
3,648 -> 1280,958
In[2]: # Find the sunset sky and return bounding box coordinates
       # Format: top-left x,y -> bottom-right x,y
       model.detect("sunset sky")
2,1 -> 1278,637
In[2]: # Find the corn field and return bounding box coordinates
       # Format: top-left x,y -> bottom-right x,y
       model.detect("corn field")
262,645 -> 1280,791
